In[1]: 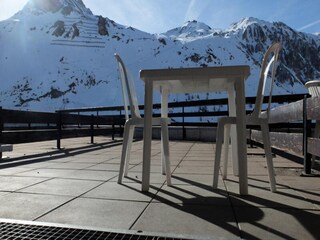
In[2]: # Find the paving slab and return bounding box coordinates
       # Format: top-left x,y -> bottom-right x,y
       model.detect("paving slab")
13,162 -> 60,169
170,173 -> 216,187
235,207 -> 320,240
83,182 -> 159,202
132,202 -> 241,239
126,163 -> 166,173
86,163 -> 121,171
44,162 -> 96,170
16,168 -> 76,178
66,155 -> 111,163
173,165 -> 215,174
38,198 -> 149,229
228,187 -> 318,210
60,169 -> 118,181
277,175 -> 320,190
0,176 -> 49,192
115,171 -> 167,185
0,192 -> 73,221
178,160 -> 213,167
296,190 -> 320,210
0,167 -> 39,175
152,184 -> 230,205
19,178 -> 103,197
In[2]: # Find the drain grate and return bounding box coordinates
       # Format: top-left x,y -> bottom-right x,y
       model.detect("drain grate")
0,221 -> 193,240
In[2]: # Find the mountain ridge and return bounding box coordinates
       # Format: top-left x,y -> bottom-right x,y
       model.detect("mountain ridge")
0,0 -> 319,111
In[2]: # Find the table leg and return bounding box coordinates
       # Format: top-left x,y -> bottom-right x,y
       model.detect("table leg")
161,88 -> 169,174
227,84 -> 239,176
235,78 -> 248,195
142,80 -> 153,192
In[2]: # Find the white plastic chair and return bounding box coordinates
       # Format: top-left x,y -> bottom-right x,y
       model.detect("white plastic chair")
213,43 -> 282,192
304,80 -> 320,167
114,53 -> 172,186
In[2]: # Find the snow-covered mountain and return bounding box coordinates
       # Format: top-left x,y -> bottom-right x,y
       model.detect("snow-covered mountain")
0,0 -> 319,111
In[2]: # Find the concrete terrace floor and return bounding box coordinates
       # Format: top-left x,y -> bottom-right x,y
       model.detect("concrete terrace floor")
0,136 -> 319,240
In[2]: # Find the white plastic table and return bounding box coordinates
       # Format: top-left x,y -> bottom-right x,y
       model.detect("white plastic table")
140,65 -> 251,195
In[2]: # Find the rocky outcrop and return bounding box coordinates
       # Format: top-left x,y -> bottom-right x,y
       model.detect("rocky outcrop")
239,19 -> 320,84
98,16 -> 108,36
52,20 -> 65,37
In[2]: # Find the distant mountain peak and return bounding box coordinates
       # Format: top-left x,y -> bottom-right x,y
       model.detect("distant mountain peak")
228,17 -> 274,32
22,0 -> 92,16
181,20 -> 212,31
163,20 -> 214,39
25,0 -> 62,12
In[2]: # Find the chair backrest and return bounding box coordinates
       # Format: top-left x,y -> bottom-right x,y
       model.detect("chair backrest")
305,80 -> 320,96
114,53 -> 141,120
251,42 -> 282,119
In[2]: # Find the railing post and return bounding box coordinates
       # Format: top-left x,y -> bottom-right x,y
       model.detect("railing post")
78,112 -> 80,128
90,114 -> 94,144
303,95 -> 312,175
0,107 -> 3,159
182,106 -> 186,140
112,117 -> 115,140
96,111 -> 99,128
57,111 -> 62,149
249,128 -> 253,148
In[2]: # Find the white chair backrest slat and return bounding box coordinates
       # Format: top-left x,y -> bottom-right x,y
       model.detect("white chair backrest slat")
252,43 -> 282,119
114,54 -> 142,120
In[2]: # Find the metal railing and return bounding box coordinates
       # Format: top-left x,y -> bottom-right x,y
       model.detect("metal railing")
0,93 -> 307,146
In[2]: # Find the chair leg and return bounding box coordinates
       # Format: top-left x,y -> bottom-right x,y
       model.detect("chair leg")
213,120 -> 225,188
161,139 -> 166,175
124,125 -> 135,176
118,122 -> 131,184
161,121 -> 172,186
261,122 -> 277,192
222,124 -> 231,179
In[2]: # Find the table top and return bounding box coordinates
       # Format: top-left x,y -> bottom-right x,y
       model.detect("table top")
140,65 -> 250,93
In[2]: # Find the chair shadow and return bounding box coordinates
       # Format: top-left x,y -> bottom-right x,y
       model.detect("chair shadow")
0,140 -> 123,169
122,174 -> 319,240
122,175 -> 260,239
246,176 -> 320,206
227,188 -> 320,240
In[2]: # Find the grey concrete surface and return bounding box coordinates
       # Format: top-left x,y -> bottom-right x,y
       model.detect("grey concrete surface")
0,136 -> 319,239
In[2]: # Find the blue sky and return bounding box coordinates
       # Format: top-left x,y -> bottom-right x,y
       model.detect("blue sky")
1,0 -> 319,34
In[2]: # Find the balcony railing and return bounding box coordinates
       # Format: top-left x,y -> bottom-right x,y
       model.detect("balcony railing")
0,94 -> 306,144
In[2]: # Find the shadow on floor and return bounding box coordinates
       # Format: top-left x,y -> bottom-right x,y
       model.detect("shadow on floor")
0,140 -> 123,169
121,174 -> 319,240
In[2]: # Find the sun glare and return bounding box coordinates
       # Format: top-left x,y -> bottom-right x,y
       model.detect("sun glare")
0,0 -> 27,20
26,0 -> 63,12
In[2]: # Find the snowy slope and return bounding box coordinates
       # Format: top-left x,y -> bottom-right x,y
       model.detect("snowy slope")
0,1 -> 319,112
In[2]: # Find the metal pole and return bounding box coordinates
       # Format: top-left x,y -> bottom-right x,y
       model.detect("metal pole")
0,107 -> 3,159
90,114 -> 94,144
57,111 -> 62,149
182,106 -> 186,140
112,117 -> 115,140
303,95 -> 312,175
